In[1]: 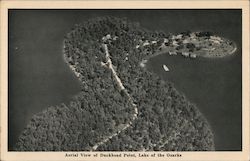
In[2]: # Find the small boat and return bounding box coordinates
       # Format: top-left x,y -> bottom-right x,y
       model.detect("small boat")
163,64 -> 170,72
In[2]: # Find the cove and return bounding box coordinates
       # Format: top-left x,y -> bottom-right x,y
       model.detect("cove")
147,49 -> 242,150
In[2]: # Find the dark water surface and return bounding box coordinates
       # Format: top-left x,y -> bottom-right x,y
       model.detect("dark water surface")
9,10 -> 241,150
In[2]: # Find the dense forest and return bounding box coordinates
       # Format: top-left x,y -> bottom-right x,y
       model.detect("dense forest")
15,17 -> 215,151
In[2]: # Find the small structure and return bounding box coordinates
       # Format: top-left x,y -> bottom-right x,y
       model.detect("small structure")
113,36 -> 118,40
210,36 -> 222,41
176,34 -> 183,39
142,40 -> 150,46
163,38 -> 169,43
210,39 -> 220,44
183,39 -> 190,44
151,40 -> 157,44
172,40 -> 179,46
190,33 -> 196,39
190,53 -> 197,58
169,51 -> 177,55
102,34 -> 112,42
140,59 -> 148,68
182,52 -> 189,57
209,36 -> 222,44
163,64 -> 170,72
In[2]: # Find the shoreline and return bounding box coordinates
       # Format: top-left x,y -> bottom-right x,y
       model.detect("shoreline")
63,39 -> 216,151
16,17 -> 222,151
62,48 -> 81,78
62,28 -> 218,151
138,42 -> 238,71
63,42 -> 139,151
136,32 -> 237,64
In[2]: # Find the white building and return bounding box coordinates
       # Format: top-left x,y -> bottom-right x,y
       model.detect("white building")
182,52 -> 189,57
142,40 -> 150,46
176,34 -> 183,39
190,53 -> 197,58
169,51 -> 177,55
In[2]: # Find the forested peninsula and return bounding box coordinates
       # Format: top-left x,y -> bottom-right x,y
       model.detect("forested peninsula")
15,17 -> 235,151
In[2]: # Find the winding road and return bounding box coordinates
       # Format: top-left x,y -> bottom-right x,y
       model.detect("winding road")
91,43 -> 139,151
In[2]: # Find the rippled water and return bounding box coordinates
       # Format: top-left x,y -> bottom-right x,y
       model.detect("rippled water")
8,9 -> 241,150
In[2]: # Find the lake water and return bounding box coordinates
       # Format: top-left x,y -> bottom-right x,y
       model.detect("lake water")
8,10 -> 241,150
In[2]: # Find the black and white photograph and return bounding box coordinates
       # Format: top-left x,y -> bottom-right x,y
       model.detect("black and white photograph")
1,1 -> 249,161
